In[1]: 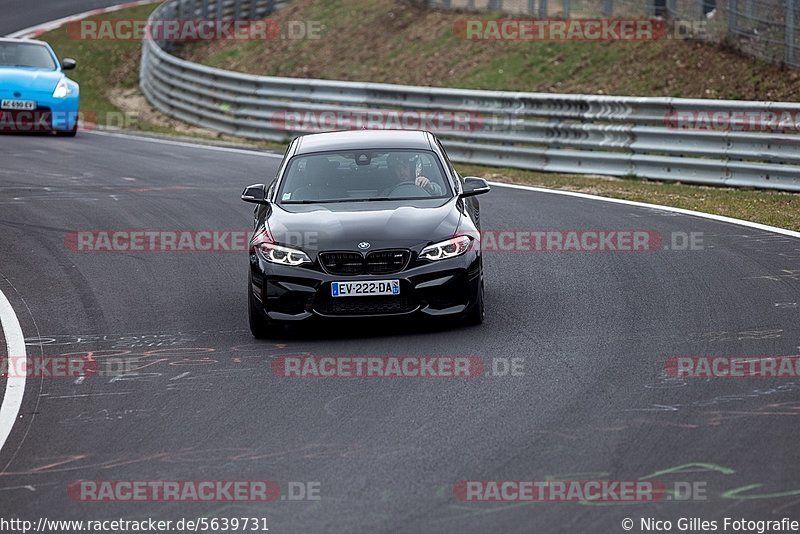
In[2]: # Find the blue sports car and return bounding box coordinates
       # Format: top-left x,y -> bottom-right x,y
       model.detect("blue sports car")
0,38 -> 79,136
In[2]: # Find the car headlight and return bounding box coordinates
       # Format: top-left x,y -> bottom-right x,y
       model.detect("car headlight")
256,241 -> 311,266
52,78 -> 71,98
419,235 -> 473,261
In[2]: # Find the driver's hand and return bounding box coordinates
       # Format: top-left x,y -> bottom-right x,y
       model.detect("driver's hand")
415,176 -> 431,188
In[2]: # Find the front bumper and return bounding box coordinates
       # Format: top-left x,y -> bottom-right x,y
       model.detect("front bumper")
0,97 -> 78,133
249,249 -> 482,321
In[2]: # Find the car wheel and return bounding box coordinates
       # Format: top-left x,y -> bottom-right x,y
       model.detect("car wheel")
55,123 -> 78,137
465,278 -> 484,326
248,288 -> 274,338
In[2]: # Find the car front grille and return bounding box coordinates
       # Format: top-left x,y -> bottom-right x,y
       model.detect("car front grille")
319,252 -> 364,275
366,250 -> 409,274
319,249 -> 410,275
314,293 -> 416,316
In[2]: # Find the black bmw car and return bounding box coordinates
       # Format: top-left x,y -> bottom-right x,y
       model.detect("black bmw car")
242,129 -> 490,337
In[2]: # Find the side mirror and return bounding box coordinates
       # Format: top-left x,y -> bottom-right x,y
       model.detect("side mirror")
61,58 -> 77,70
241,184 -> 269,204
461,177 -> 490,197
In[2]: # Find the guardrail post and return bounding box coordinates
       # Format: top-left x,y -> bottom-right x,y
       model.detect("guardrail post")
728,0 -> 738,34
787,0 -> 797,66
603,0 -> 613,16
539,0 -> 547,16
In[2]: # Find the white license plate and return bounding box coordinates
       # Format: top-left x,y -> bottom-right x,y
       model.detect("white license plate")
331,280 -> 400,297
1,99 -> 36,110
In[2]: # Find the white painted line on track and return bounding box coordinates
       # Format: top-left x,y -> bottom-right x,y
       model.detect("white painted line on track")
5,0 -> 160,38
0,289 -> 26,456
84,130 -> 284,158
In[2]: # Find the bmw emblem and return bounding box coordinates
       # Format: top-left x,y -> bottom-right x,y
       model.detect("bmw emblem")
358,241 -> 371,250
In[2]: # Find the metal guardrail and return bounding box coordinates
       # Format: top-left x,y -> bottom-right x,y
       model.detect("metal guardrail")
140,0 -> 800,191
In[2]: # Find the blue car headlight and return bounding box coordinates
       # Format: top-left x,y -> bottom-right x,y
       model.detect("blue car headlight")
52,78 -> 73,99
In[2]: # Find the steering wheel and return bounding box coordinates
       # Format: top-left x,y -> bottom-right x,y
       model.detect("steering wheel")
386,181 -> 431,198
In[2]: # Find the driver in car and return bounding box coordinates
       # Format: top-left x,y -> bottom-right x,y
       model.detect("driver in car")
387,154 -> 443,195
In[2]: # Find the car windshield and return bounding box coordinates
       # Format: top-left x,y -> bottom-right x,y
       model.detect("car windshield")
278,149 -> 452,203
0,42 -> 56,69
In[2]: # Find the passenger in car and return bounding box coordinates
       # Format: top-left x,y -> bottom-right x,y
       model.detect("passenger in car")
290,157 -> 339,200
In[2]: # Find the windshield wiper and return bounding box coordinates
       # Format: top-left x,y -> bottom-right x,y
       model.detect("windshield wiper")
282,198 -> 359,204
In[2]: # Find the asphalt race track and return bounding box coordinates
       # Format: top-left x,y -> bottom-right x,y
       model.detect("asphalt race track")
0,0 -> 132,36
3,2 -> 800,530
1,130 -> 800,532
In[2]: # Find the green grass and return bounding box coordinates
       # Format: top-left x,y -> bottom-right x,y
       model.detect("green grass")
43,4 -> 157,124
455,41 -> 625,90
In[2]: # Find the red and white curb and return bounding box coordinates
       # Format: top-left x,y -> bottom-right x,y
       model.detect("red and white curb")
5,0 -> 160,39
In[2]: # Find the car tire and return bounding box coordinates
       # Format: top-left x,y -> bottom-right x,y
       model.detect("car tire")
464,278 -> 485,326
55,123 -> 78,137
248,288 -> 274,338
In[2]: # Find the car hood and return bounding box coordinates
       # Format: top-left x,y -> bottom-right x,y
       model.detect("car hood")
266,198 -> 464,254
0,68 -> 62,95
